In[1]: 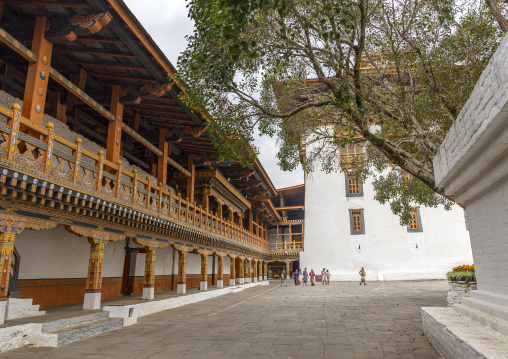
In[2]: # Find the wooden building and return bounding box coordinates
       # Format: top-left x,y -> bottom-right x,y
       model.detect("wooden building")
0,0 -> 286,324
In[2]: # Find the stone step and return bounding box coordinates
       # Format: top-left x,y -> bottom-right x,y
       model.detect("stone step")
5,298 -> 46,320
48,317 -> 124,346
41,311 -> 109,333
460,297 -> 508,322
454,303 -> 508,336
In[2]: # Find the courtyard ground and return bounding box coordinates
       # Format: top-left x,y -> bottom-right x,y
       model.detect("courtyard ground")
0,280 -> 446,359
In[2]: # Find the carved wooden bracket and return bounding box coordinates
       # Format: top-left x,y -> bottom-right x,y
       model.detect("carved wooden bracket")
166,127 -> 206,143
171,244 -> 193,253
195,248 -> 213,256
47,13 -> 112,42
26,218 -> 58,231
0,211 -> 28,235
133,238 -> 169,249
65,225 -> 125,242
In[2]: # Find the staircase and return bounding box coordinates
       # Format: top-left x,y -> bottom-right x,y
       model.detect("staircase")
5,298 -> 45,320
42,312 -> 123,345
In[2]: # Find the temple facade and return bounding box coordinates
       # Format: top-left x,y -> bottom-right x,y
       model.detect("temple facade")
0,0 -> 281,325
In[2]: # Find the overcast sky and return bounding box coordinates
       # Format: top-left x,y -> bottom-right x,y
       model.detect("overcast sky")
123,0 -> 304,189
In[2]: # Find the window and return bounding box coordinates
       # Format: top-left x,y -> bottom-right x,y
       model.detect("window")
407,207 -> 423,232
349,209 -> 365,235
340,144 -> 364,168
345,173 -> 363,197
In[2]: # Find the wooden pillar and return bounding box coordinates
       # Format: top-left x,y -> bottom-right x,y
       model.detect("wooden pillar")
200,253 -> 208,291
228,207 -> 234,223
203,188 -> 211,212
253,260 -> 258,282
0,220 -> 25,325
285,261 -> 290,279
157,129 -> 169,189
217,255 -> 224,288
245,259 -> 252,283
249,209 -> 253,233
142,247 -> 155,300
22,17 -> 53,125
237,258 -> 245,284
47,91 -> 67,123
264,223 -> 268,240
84,238 -> 106,310
106,85 -> 123,163
177,250 -> 187,295
186,154 -> 195,203
217,203 -> 223,218
229,256 -> 236,286
255,214 -> 259,236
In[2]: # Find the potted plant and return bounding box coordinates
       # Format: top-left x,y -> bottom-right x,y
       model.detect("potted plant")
446,264 -> 477,306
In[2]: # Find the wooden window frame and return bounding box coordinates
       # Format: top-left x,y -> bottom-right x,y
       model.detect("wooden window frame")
340,144 -> 364,168
349,209 -> 365,235
407,207 -> 423,233
345,173 -> 363,197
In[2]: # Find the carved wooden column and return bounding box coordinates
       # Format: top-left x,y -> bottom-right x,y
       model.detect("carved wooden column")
187,154 -> 195,202
134,239 -> 168,300
157,129 -> 169,189
253,259 -> 258,283
65,226 -> 124,309
216,253 -> 224,288
0,213 -> 27,325
22,17 -> 53,125
196,249 -> 212,291
264,262 -> 269,281
202,188 -> 211,212
248,209 -> 254,233
245,258 -> 252,283
106,85 -> 123,163
258,261 -> 263,282
285,261 -> 290,280
172,245 -> 192,295
237,257 -> 245,284
229,254 -> 236,286
255,214 -> 259,236
84,238 -> 106,310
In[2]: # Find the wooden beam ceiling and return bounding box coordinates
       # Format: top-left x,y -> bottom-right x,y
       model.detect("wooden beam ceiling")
1,0 -> 91,7
73,60 -> 148,72
58,48 -> 137,58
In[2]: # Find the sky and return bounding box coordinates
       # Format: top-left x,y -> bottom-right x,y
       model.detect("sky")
123,0 -> 304,189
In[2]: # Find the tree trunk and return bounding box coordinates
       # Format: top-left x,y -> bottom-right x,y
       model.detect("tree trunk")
485,0 -> 508,33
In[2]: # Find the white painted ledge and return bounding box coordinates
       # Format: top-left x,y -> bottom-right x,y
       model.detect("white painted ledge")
422,307 -> 508,359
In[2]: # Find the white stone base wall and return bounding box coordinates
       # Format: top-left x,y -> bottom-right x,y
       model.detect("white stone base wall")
5,298 -> 45,320
0,301 -> 6,325
253,277 -> 258,283
142,287 -> 154,301
229,279 -> 235,286
83,292 -> 101,310
447,282 -> 477,307
237,278 -> 244,284
177,283 -> 186,295
216,279 -> 223,288
200,280 -> 207,291
245,278 -> 251,283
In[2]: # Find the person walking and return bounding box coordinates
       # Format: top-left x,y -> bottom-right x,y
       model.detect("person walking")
359,267 -> 366,285
280,270 -> 287,287
309,269 -> 315,286
294,268 -> 301,285
326,269 -> 331,285
321,268 -> 326,285
302,268 -> 309,285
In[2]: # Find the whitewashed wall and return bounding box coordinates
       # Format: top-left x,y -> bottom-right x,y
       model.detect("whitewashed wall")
301,146 -> 473,281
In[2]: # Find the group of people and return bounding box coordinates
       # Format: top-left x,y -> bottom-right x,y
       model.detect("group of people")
279,267 -> 367,286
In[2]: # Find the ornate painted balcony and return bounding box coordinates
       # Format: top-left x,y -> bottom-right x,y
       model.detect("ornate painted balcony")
0,104 -> 269,257
268,240 -> 304,258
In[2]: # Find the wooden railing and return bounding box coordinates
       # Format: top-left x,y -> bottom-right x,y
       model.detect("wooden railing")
0,104 -> 269,253
269,241 -> 304,253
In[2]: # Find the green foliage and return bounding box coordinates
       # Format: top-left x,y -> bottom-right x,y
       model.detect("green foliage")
178,0 -> 505,223
447,270 -> 476,282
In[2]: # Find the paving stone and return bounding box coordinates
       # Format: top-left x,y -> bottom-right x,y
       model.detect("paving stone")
0,281 -> 445,358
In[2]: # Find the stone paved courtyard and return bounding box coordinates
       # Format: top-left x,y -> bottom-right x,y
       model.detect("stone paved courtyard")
0,280 -> 446,359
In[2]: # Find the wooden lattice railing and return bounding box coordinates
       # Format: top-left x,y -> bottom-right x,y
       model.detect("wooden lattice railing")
269,241 -> 304,253
0,104 -> 269,253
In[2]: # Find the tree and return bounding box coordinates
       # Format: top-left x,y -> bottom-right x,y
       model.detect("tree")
177,0 -> 504,224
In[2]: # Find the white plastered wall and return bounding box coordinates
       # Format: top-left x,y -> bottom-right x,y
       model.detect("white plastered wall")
301,140 -> 473,281
15,225 -> 125,279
